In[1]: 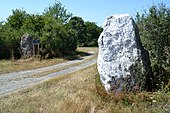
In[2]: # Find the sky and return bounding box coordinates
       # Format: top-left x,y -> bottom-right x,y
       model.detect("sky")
0,0 -> 170,26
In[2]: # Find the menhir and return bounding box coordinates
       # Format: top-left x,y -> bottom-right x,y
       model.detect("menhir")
97,14 -> 152,94
20,33 -> 33,59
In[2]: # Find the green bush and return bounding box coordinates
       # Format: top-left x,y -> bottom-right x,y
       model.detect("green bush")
40,17 -> 77,58
152,64 -> 170,91
136,2 -> 170,91
0,1 -> 102,60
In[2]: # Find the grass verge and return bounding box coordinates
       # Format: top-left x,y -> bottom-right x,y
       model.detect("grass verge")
0,64 -> 169,113
0,58 -> 66,75
0,47 -> 98,74
31,52 -> 97,78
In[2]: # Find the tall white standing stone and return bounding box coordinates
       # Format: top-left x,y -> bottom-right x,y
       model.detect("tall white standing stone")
97,14 -> 152,93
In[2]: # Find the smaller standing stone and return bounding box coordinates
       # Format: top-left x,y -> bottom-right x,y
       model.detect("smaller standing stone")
20,33 -> 33,58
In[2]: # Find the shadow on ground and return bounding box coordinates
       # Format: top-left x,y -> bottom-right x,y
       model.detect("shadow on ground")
63,51 -> 93,60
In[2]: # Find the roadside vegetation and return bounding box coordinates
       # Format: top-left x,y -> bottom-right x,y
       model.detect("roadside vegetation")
0,65 -> 169,113
0,1 -> 102,60
0,57 -> 65,74
0,47 -> 98,74
136,2 -> 170,91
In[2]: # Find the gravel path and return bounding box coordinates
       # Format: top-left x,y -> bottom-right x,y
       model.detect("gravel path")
0,52 -> 97,97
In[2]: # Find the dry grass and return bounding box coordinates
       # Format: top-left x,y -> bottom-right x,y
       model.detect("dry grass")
77,47 -> 99,53
31,51 -> 97,78
0,65 -> 169,113
0,47 -> 98,75
0,58 -> 66,74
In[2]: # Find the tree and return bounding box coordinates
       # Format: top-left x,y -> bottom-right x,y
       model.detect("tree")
21,14 -> 45,38
40,16 -> 77,57
7,9 -> 28,30
68,16 -> 86,46
43,1 -> 72,24
68,17 -> 102,47
136,3 -> 170,90
1,9 -> 29,59
0,23 -> 5,59
62,24 -> 77,54
85,21 -> 102,46
136,3 -> 170,66
2,24 -> 23,59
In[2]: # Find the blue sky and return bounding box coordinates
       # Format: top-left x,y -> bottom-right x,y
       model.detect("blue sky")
0,0 -> 169,26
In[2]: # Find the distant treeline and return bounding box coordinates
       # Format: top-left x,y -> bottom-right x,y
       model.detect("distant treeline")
0,1 -> 102,59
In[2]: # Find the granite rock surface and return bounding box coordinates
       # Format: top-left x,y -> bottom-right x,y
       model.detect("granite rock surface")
97,14 -> 151,93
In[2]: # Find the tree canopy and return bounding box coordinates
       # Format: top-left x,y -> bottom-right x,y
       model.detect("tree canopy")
68,16 -> 102,46
0,1 -> 102,59
43,1 -> 72,24
136,3 -> 170,66
136,3 -> 170,90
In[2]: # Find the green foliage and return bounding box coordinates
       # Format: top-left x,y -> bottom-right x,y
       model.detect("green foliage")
136,2 -> 170,91
7,9 -> 28,30
1,23 -> 23,59
152,64 -> 170,91
21,14 -> 45,36
62,25 -> 77,54
85,21 -> 103,46
68,16 -> 102,47
40,17 -> 62,57
43,1 -> 72,24
40,17 -> 77,57
136,3 -> 170,66
68,16 -> 86,46
0,9 -> 28,59
0,1 -> 102,60
0,24 -> 7,59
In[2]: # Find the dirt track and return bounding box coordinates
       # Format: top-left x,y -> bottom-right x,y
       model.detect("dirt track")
0,52 -> 97,97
